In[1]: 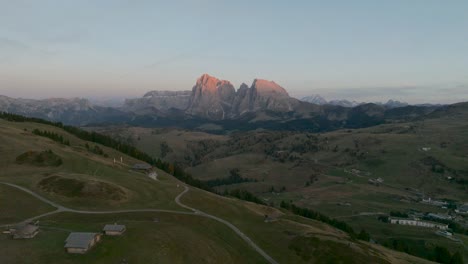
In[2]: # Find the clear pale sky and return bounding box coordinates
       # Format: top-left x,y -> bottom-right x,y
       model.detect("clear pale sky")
1,0 -> 468,103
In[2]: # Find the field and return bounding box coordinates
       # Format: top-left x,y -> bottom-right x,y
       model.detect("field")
0,184 -> 55,225
90,107 -> 468,261
0,212 -> 267,264
0,118 -> 434,263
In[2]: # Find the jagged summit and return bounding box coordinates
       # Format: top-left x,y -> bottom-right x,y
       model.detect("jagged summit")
121,74 -> 306,120
251,79 -> 289,96
195,74 -> 234,93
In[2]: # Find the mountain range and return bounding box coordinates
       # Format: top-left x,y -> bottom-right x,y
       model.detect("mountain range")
0,74 -> 462,131
300,94 -> 409,108
125,74 -> 301,120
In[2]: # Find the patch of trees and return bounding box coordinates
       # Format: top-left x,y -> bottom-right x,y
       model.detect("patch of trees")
383,239 -> 464,264
357,229 -> 370,241
290,139 -> 319,154
377,215 -> 389,223
389,211 -> 408,218
268,186 -> 287,193
280,200 -> 359,239
204,168 -> 257,187
185,139 -> 221,166
85,143 -> 108,157
32,129 -> 70,146
305,175 -> 319,186
224,189 -> 266,205
423,216 -> 468,236
160,141 -> 172,158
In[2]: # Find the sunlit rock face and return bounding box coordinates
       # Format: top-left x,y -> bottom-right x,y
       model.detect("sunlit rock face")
185,74 -> 300,120
186,74 -> 236,120
246,79 -> 299,113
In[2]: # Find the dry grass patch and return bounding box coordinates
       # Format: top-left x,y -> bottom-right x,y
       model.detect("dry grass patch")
38,175 -> 128,201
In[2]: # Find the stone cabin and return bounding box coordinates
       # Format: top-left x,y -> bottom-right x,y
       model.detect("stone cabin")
64,232 -> 102,254
10,223 -> 39,239
131,163 -> 152,173
103,224 -> 126,236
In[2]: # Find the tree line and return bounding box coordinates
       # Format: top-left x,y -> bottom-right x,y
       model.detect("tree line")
383,239 -> 463,264
280,200 -> 368,240
204,168 -> 257,187
32,129 -> 70,146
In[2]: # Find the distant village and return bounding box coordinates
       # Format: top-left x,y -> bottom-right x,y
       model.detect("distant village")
343,167 -> 468,240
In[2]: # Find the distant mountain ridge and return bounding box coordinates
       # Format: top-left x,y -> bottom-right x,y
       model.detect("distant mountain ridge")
124,74 -> 300,120
0,74 -> 463,132
300,95 -> 409,108
0,95 -> 130,126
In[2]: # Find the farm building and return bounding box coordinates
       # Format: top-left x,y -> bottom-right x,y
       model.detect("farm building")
103,224 -> 126,236
131,163 -> 152,173
64,232 -> 102,254
389,218 -> 448,230
10,223 -> 39,239
455,204 -> 468,215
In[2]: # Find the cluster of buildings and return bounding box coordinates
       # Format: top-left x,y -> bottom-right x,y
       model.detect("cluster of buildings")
421,197 -> 449,207
65,224 -> 126,254
389,217 -> 448,230
455,204 -> 468,215
6,222 -> 126,254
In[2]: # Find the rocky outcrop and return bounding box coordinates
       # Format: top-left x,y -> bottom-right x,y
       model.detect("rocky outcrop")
247,79 -> 299,112
186,74 -> 236,120
185,74 -> 300,120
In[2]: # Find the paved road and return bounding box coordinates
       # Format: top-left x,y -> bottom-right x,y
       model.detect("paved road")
0,182 -> 278,264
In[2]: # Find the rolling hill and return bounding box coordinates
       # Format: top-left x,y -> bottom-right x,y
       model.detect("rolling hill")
0,114 -> 433,263
90,102 -> 468,262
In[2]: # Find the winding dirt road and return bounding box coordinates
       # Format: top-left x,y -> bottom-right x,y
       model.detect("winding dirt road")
0,182 -> 278,264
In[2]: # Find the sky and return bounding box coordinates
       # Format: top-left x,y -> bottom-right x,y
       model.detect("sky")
1,0 -> 468,104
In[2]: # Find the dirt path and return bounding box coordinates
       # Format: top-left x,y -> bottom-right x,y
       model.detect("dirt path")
0,182 -> 278,264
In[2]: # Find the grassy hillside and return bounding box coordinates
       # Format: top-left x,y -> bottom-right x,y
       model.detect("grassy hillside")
0,117 -> 433,263
91,106 -> 468,262
0,184 -> 55,225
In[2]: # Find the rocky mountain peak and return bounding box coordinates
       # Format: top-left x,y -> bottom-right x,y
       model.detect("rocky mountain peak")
195,74 -> 233,93
239,83 -> 249,90
251,79 -> 289,96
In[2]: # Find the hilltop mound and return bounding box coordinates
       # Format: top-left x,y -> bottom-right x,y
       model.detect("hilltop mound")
38,175 -> 127,201
15,150 -> 63,167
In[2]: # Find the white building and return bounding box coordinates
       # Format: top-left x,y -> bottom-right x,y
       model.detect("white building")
389,218 -> 448,230
455,204 -> 468,215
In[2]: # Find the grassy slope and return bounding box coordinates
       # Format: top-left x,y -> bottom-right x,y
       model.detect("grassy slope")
0,184 -> 55,225
0,119 -> 432,263
0,212 -> 267,264
95,113 -> 468,260
0,120 -> 183,211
